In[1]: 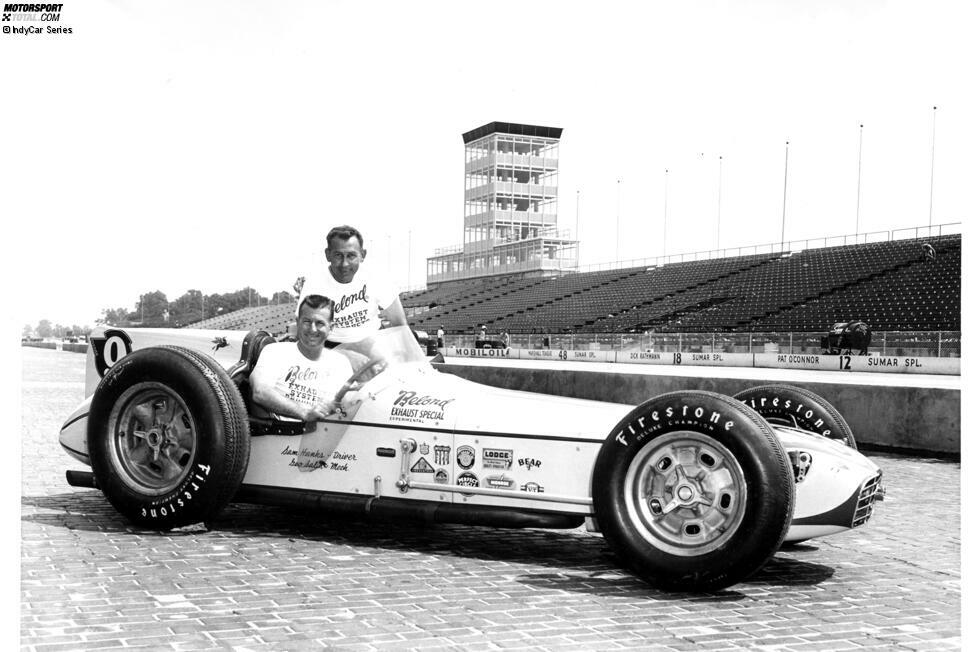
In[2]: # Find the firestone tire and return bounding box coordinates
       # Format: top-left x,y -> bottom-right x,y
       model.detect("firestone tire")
734,384 -> 857,449
591,390 -> 794,591
87,346 -> 250,529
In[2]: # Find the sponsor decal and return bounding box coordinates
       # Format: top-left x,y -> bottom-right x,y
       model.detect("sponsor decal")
482,448 -> 513,470
456,445 -> 475,469
280,444 -> 357,471
434,445 -> 451,466
520,482 -> 544,493
419,442 -> 430,455
456,472 -> 479,488
389,390 -> 454,424
211,336 -> 228,352
518,457 -> 541,470
90,329 -> 132,377
140,463 -> 210,519
485,475 -> 514,489
434,468 -> 449,484
410,457 -> 435,474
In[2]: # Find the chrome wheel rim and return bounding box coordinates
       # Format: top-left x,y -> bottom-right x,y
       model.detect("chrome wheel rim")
624,431 -> 747,556
107,382 -> 197,495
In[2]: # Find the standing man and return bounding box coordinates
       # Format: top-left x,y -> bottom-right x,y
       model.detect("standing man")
436,325 -> 445,349
298,225 -> 408,345
251,295 -> 352,421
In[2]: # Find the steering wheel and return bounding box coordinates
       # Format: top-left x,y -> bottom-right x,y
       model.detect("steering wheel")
333,358 -> 388,405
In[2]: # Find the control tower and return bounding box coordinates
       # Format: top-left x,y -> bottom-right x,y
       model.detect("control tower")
426,121 -> 579,285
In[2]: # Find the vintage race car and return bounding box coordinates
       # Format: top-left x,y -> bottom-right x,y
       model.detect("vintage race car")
60,325 -> 884,591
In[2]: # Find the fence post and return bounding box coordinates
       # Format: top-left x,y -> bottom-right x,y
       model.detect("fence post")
938,331 -> 942,357
712,332 -> 716,353
789,332 -> 793,354
679,332 -> 683,353
882,331 -> 887,356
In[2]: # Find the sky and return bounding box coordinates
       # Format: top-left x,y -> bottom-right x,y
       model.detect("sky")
2,0 -> 975,330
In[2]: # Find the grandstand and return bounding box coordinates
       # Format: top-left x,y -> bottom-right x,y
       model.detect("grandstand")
184,233 -> 960,339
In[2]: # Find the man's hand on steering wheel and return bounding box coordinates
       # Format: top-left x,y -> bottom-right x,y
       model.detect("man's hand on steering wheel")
333,358 -> 388,405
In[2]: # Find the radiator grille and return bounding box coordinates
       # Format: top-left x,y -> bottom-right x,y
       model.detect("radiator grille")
852,471 -> 884,527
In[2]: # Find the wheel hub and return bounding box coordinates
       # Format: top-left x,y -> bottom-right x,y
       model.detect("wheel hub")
624,430 -> 747,556
107,382 -> 197,496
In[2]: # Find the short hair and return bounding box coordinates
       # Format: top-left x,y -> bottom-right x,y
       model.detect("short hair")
298,294 -> 334,320
326,225 -> 365,251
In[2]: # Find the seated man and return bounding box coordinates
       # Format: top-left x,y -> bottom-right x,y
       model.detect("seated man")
250,295 -> 353,421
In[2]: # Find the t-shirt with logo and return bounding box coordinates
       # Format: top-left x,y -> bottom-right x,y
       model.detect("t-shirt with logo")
252,343 -> 352,418
298,262 -> 397,343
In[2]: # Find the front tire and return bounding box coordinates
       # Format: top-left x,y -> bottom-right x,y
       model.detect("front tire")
87,346 -> 250,529
592,390 -> 794,591
734,384 -> 857,448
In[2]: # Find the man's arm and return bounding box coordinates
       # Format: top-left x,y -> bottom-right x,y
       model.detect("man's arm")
251,357 -> 327,422
381,295 -> 408,328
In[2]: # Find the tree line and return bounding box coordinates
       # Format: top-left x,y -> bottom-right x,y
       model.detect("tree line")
24,286 -> 296,339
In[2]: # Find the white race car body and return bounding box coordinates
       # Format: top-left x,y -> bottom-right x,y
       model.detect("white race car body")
61,326 -> 882,544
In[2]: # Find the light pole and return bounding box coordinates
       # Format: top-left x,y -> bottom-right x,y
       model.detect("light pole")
780,141 -> 789,252
716,156 -> 723,252
663,169 -> 669,259
615,179 -> 621,262
856,124 -> 864,238
928,106 -> 937,228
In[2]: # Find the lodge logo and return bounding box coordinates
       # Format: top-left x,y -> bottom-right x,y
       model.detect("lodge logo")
482,448 -> 513,470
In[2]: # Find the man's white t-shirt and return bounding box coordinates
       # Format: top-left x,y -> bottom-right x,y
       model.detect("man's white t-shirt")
299,262 -> 397,343
252,342 -> 352,414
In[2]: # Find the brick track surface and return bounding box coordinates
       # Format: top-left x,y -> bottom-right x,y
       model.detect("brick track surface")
21,347 -> 960,651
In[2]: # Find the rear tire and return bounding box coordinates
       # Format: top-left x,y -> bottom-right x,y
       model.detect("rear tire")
734,384 -> 857,448
87,346 -> 250,529
591,390 -> 794,591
